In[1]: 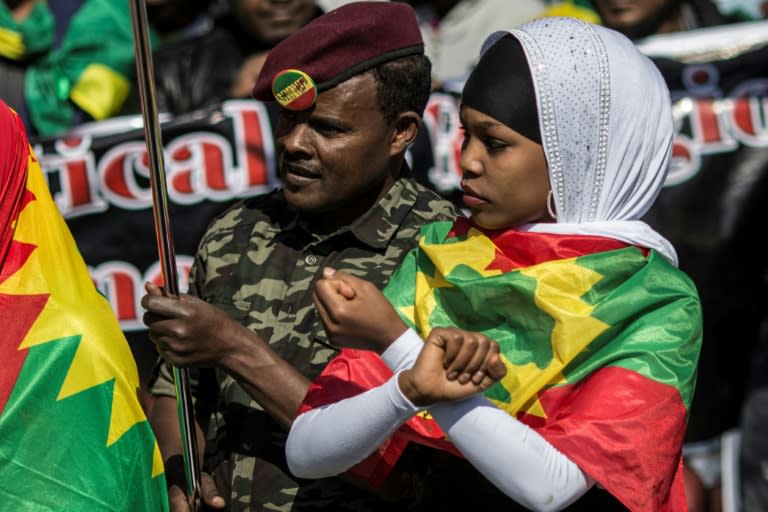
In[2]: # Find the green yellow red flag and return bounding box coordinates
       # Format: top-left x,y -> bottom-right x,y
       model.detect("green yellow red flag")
0,102 -> 168,510
0,0 -> 155,135
300,218 -> 701,510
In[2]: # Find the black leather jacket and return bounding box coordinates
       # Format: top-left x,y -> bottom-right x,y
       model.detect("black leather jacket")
152,25 -> 247,116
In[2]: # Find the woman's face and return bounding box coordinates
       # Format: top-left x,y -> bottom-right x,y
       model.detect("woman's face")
459,106 -> 552,230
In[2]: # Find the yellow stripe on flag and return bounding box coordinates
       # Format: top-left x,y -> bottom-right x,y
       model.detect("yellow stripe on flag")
495,258 -> 610,414
414,227 -> 501,328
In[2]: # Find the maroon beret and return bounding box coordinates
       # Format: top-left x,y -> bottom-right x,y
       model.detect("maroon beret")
251,1 -> 424,110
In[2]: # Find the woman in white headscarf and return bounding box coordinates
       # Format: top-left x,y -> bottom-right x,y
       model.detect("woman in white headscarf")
285,17 -> 702,511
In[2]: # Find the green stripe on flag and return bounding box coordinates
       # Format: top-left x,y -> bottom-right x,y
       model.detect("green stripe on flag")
568,249 -> 702,407
0,335 -> 168,511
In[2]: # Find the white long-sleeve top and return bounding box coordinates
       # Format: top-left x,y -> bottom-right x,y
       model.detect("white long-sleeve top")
286,329 -> 594,512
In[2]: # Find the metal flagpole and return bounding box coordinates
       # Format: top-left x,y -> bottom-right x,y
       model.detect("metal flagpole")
127,1 -> 201,509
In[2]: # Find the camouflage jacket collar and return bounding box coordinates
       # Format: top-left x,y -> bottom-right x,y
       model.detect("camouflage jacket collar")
290,177 -> 418,250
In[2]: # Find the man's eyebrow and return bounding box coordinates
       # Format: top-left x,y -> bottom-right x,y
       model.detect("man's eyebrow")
309,114 -> 350,130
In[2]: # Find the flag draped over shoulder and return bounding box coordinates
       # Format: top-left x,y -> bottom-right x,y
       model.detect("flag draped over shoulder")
300,218 -> 702,511
0,102 -> 168,510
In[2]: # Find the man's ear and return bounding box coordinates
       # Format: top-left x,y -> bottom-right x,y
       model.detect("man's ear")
389,111 -> 422,156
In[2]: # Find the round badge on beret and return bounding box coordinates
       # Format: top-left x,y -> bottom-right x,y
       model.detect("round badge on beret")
272,69 -> 317,111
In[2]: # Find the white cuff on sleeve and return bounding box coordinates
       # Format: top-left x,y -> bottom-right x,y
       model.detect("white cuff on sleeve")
286,373 -> 419,478
380,327 -> 423,372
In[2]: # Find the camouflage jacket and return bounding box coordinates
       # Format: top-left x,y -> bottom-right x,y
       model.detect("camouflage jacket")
151,176 -> 460,511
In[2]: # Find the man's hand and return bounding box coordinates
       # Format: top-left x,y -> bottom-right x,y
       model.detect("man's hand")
141,282 -> 246,368
166,468 -> 225,511
313,268 -> 408,352
399,327 -> 507,406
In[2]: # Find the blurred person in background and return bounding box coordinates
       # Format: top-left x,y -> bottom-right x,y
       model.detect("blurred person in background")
404,0 -> 546,90
541,0 -> 754,32
540,0 -> 601,22
151,0 -> 322,115
590,0 -> 750,39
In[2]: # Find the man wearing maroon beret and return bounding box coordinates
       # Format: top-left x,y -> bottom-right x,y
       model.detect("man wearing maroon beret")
141,2 -> 485,511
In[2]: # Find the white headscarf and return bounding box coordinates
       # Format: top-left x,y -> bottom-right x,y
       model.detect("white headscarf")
483,17 -> 678,266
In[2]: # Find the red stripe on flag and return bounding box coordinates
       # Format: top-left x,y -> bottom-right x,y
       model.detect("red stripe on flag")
448,217 -> 633,271
0,101 -> 32,268
0,240 -> 35,285
524,365 -> 688,511
300,351 -> 689,508
0,292 -> 49,413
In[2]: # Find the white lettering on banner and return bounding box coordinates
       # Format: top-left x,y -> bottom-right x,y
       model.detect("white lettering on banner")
165,132 -> 239,205
99,141 -> 155,209
37,100 -> 278,219
667,83 -> 768,185
679,63 -> 722,99
89,256 -> 194,331
224,100 -> 277,194
36,89 -> 766,214
34,136 -> 108,218
163,101 -> 278,205
730,81 -> 768,147
421,93 -> 464,193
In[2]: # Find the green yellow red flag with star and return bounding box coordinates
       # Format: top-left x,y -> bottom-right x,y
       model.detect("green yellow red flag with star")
299,218 -> 701,511
0,102 -> 168,510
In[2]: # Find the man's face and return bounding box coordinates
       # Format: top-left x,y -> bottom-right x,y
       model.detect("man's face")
232,0 -> 316,45
592,0 -> 681,39
274,73 -> 399,225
